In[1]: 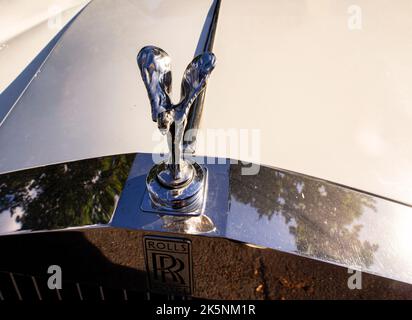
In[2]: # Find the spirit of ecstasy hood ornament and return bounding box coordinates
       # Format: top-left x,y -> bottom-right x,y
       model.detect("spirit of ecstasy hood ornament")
137,46 -> 216,215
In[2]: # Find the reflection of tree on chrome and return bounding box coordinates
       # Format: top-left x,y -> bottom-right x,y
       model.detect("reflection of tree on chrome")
0,154 -> 135,231
230,165 -> 378,268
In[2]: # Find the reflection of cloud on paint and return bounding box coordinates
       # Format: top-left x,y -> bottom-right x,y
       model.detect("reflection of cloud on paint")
356,129 -> 385,157
0,207 -> 24,232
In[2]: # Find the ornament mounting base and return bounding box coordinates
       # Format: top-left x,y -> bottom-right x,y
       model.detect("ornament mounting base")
141,163 -> 208,216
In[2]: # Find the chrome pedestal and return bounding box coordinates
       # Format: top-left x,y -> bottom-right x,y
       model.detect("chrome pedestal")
141,161 -> 207,216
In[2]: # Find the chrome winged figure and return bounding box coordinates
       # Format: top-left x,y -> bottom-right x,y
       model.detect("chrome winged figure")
137,46 -> 216,214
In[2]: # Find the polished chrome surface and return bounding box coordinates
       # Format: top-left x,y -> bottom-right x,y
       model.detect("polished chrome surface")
0,154 -> 135,234
137,46 -> 215,214
1,152 -> 412,286
113,153 -> 227,234
112,153 -> 412,285
141,163 -> 208,216
183,0 -> 221,153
